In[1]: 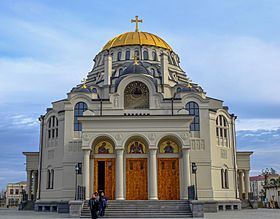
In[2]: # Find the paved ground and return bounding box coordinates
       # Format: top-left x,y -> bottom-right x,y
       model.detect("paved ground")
0,208 -> 280,219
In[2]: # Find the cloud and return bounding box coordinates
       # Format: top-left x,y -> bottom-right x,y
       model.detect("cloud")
237,128 -> 280,175
169,34 -> 280,107
10,114 -> 39,128
236,119 -> 280,131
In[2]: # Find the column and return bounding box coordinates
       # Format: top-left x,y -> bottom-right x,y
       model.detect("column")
244,170 -> 250,200
149,149 -> 158,200
115,149 -> 124,200
90,159 -> 94,196
238,170 -> 243,200
83,149 -> 91,199
182,148 -> 191,199
27,170 -> 32,200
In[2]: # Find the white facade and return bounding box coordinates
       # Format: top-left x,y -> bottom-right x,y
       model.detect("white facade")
5,181 -> 26,207
23,27 -> 253,209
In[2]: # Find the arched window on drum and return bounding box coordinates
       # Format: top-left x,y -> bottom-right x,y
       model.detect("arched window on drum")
143,50 -> 149,60
74,102 -> 88,131
134,50 -> 139,59
185,101 -> 200,131
152,51 -> 157,61
117,51 -> 122,61
125,50 -> 130,60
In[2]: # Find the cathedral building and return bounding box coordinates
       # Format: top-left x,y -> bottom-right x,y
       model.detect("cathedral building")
24,17 -> 253,215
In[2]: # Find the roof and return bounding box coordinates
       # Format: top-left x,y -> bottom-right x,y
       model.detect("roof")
102,31 -> 172,51
250,175 -> 265,181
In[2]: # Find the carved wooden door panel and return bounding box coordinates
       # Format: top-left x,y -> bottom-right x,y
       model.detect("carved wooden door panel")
158,158 -> 180,200
94,158 -> 115,200
126,158 -> 148,200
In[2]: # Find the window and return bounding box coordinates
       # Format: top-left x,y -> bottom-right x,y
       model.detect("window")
74,102 -> 88,131
47,116 -> 58,139
134,50 -> 139,59
51,169 -> 54,189
221,168 -> 229,189
47,169 -> 51,189
168,55 -> 173,64
224,169 -> 229,189
15,189 -> 19,195
172,56 -> 177,65
221,169 -> 224,189
47,168 -> 54,189
125,50 -> 130,60
110,52 -> 114,61
10,189 -> 13,195
117,51 -> 122,61
216,115 -> 229,146
152,51 -> 157,61
185,101 -> 200,131
143,50 -> 148,60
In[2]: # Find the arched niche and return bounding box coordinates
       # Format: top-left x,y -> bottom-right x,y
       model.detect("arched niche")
124,81 -> 149,109
92,136 -> 115,154
157,135 -> 182,154
125,136 -> 148,154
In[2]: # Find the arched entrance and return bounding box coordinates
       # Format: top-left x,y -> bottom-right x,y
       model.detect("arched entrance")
157,138 -> 180,200
92,137 -> 115,200
125,137 -> 148,200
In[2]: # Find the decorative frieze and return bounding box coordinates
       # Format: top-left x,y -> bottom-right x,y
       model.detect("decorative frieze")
114,133 -> 124,141
46,139 -> 58,148
48,150 -> 54,159
220,149 -> 227,159
148,133 -> 156,141
68,140 -> 82,152
190,138 -> 205,151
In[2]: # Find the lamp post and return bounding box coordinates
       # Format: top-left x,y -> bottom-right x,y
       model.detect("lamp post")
90,87 -> 103,116
192,162 -> 198,200
74,164 -> 79,200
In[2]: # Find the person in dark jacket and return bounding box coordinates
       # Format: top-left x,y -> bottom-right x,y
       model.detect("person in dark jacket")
99,191 -> 108,217
88,194 -> 100,219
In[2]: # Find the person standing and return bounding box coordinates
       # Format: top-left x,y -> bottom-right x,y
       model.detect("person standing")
88,194 -> 100,219
99,191 -> 108,217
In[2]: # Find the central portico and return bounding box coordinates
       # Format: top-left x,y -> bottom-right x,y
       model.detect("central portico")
80,115 -> 193,200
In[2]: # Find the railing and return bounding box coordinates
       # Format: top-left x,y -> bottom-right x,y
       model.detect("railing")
75,186 -> 86,200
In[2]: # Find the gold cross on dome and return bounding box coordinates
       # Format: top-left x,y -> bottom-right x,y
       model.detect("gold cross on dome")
131,15 -> 143,32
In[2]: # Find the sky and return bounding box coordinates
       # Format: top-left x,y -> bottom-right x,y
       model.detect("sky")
0,0 -> 280,190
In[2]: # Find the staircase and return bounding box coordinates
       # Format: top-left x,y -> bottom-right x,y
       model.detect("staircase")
81,200 -> 193,218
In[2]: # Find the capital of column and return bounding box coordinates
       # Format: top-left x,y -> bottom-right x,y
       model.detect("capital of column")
181,147 -> 191,152
149,148 -> 157,155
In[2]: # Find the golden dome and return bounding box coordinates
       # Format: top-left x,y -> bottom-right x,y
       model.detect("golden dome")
102,32 -> 172,51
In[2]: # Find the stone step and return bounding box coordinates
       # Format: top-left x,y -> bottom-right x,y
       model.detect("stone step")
81,200 -> 192,218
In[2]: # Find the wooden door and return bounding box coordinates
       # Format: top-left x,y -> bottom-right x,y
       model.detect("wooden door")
158,158 -> 180,200
94,158 -> 115,200
126,158 -> 148,200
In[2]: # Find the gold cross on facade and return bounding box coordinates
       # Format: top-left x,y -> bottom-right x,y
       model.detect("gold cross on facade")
132,55 -> 139,65
131,15 -> 143,32
81,78 -> 87,89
